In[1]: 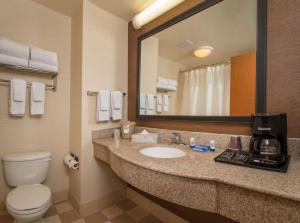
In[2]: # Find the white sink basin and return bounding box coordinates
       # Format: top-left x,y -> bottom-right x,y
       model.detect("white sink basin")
139,147 -> 186,159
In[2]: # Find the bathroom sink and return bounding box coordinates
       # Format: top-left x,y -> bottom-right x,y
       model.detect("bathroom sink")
139,147 -> 186,159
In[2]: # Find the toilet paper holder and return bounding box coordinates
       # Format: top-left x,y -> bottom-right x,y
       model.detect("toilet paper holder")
64,153 -> 79,170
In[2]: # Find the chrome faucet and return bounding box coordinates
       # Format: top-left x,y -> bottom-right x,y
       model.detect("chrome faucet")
171,133 -> 181,145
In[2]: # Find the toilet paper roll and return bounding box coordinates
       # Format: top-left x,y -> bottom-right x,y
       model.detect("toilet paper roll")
64,154 -> 79,170
68,159 -> 79,170
64,154 -> 73,165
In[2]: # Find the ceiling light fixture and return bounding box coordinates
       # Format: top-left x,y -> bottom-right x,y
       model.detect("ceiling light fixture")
132,0 -> 185,29
193,46 -> 214,58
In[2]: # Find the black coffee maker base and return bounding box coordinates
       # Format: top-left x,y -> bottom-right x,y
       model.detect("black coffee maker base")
214,149 -> 290,173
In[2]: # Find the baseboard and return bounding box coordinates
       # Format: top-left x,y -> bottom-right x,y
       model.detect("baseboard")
52,189 -> 69,204
69,187 -> 127,217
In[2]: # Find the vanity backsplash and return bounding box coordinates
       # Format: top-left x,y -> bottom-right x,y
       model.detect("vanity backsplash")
92,126 -> 300,156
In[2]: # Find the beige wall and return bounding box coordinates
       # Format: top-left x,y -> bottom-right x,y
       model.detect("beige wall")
157,56 -> 183,115
69,0 -> 128,206
81,0 -> 128,204
0,0 -> 71,206
69,0 -> 83,205
140,37 -> 159,95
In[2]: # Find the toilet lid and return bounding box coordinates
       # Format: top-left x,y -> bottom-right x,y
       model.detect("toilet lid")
6,184 -> 51,211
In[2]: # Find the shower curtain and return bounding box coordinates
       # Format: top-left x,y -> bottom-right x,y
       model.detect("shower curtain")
177,63 -> 231,116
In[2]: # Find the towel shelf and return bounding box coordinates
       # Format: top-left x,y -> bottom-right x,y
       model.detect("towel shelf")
0,63 -> 58,91
0,63 -> 58,77
87,91 -> 126,96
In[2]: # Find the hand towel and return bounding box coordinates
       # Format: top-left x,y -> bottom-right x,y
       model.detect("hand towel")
156,94 -> 163,113
139,93 -> 146,115
146,94 -> 155,115
0,38 -> 30,60
30,82 -> 45,115
111,91 -> 123,120
96,90 -> 110,122
163,94 -> 169,112
10,79 -> 26,116
29,47 -> 58,72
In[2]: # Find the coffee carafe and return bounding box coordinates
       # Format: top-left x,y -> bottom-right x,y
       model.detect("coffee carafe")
249,113 -> 288,167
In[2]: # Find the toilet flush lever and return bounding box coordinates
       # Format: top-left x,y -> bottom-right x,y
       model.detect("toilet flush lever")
44,158 -> 52,162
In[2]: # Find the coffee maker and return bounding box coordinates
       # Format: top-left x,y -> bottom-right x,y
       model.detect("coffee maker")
249,113 -> 288,168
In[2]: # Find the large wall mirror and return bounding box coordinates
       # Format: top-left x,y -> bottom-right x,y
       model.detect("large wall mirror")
137,0 -> 266,122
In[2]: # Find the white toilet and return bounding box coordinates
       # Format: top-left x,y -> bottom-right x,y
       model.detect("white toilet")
2,151 -> 52,223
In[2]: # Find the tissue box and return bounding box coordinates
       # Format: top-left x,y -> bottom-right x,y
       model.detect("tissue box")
132,133 -> 159,144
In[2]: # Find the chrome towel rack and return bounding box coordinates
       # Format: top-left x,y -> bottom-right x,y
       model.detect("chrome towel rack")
87,91 -> 127,96
0,63 -> 58,91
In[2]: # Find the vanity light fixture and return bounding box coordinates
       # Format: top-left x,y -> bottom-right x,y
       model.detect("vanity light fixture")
193,46 -> 214,58
132,0 -> 185,29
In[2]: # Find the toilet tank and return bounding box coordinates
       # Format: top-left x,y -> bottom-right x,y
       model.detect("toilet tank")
2,151 -> 51,187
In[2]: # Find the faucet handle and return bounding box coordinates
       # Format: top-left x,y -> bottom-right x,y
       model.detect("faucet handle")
171,133 -> 181,144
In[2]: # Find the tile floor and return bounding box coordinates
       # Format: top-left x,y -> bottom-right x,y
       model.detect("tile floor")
0,199 -> 163,223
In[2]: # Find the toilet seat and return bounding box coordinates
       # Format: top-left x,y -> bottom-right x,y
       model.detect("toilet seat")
6,184 -> 51,215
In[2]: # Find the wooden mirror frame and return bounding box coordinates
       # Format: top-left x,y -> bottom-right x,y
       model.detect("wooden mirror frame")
136,0 -> 267,123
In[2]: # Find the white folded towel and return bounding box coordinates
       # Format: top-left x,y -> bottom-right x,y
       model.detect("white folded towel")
0,37 -> 30,60
163,94 -> 169,112
10,79 -> 26,116
156,82 -> 177,91
29,47 -> 58,72
157,77 -> 169,85
29,61 -> 58,73
156,94 -> 163,113
30,47 -> 58,66
146,94 -> 155,115
30,82 -> 45,115
96,90 -> 110,121
139,93 -> 146,115
168,79 -> 177,87
0,54 -> 28,67
111,91 -> 123,120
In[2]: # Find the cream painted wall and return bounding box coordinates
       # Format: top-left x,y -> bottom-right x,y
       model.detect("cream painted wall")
157,56 -> 183,115
80,0 -> 127,204
140,37 -> 159,95
69,1 -> 83,205
0,0 -> 71,205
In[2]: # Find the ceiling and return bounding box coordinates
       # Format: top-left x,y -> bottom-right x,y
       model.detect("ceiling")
89,0 -> 154,21
153,0 -> 257,69
32,0 -> 154,20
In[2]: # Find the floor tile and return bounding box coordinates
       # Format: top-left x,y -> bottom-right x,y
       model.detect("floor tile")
84,211 -> 108,223
116,199 -> 137,212
126,206 -> 148,222
55,201 -> 74,214
111,213 -> 135,223
0,214 -> 13,223
59,210 -> 80,223
102,205 -> 123,220
138,215 -> 163,223
46,206 -> 58,217
45,215 -> 62,223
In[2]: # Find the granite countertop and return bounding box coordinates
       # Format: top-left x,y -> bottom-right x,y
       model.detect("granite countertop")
93,138 -> 300,203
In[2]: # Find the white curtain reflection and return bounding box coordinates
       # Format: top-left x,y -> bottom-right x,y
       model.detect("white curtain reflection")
177,63 -> 231,116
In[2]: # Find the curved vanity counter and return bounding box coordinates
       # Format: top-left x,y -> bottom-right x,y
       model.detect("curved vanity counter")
93,138 -> 300,223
